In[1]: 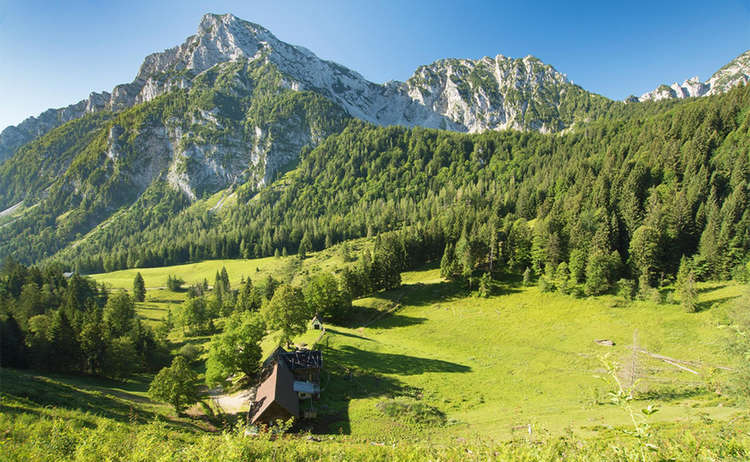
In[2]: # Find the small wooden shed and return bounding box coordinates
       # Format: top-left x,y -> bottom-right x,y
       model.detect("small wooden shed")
310,315 -> 323,330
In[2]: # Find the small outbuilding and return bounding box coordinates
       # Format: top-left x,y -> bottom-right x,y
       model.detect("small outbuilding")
310,315 -> 323,330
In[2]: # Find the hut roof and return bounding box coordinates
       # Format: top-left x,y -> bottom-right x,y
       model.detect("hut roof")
249,360 -> 299,424
281,349 -> 322,370
261,346 -> 288,370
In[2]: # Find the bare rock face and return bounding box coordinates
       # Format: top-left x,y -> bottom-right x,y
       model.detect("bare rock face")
403,55 -> 575,133
706,50 -> 750,95
638,50 -> 750,102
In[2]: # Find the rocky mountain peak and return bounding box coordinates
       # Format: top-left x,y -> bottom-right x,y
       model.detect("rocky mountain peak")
136,13 -> 270,81
707,49 -> 750,95
404,54 -> 579,133
638,49 -> 749,102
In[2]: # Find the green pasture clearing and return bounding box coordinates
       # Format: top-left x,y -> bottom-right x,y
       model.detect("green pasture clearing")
16,252 -> 750,450
89,239 -> 370,291
313,268 -> 746,441
2,364 -> 746,462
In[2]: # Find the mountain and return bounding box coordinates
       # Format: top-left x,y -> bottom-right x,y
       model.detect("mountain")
1,12 -> 745,269
638,50 -> 750,102
403,55 -> 611,133
0,13 -> 610,164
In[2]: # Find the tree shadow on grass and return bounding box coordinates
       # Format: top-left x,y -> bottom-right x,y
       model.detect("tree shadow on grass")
636,385 -> 707,402
697,283 -> 728,294
328,345 -> 471,376
378,280 -> 468,307
380,278 -> 522,308
0,369 -> 206,432
1,370 -> 154,425
307,345 -> 471,435
696,295 -> 741,312
340,306 -> 428,330
325,328 -> 374,341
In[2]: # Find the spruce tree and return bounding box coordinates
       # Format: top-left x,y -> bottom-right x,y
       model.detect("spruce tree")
440,243 -> 457,280
133,272 -> 146,302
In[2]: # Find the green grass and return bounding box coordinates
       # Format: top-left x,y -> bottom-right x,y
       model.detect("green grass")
2,366 -> 748,461
90,241 -> 371,325
89,255 -> 748,443
311,268 -> 746,442
6,250 -> 750,459
89,240 -> 369,291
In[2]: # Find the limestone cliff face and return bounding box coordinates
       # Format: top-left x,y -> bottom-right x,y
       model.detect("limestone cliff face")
403,55 -> 581,133
638,50 -> 750,102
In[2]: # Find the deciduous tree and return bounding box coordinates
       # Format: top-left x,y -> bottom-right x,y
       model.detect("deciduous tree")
149,356 -> 199,414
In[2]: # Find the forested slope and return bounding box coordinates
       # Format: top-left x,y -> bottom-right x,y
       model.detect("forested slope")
56,85 -> 750,286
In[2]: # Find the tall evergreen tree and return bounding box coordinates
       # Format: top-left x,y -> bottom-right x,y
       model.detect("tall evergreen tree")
133,272 -> 146,302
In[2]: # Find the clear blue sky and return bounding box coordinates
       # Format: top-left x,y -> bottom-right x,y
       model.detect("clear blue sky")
0,0 -> 748,129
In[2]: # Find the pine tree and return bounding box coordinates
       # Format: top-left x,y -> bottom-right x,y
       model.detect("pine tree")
220,267 -> 230,291
677,258 -> 698,313
441,243 -> 458,280
299,233 -> 312,259
133,272 -> 146,302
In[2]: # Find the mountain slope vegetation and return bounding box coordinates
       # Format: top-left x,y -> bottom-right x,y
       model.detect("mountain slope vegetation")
2,14 -> 746,281
40,85 -> 749,290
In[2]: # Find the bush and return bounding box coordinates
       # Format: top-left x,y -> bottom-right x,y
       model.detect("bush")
178,343 -> 202,363
477,273 -> 492,298
167,275 -> 184,292
617,278 -> 635,301
522,267 -> 532,286
375,398 -> 446,426
644,288 -> 664,304
569,285 -> 585,298
537,276 -> 554,293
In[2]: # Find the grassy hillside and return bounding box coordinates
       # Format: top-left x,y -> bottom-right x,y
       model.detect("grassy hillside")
4,256 -> 750,461
88,241 -> 370,290
74,253 -> 750,442
2,260 -> 749,460
315,268 -> 745,441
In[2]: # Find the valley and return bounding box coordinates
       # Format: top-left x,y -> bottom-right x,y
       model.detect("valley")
1,9 -> 750,462
3,248 -> 749,459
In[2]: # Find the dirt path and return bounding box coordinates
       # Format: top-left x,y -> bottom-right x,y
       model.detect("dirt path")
208,387 -> 255,414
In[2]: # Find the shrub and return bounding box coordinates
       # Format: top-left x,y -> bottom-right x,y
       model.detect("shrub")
477,273 -> 492,298
167,275 -> 184,292
375,398 -> 446,426
537,276 -> 554,293
522,267 -> 532,286
178,343 -> 202,363
617,278 -> 635,301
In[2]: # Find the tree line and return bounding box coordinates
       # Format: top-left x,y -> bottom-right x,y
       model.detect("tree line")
0,259 -> 169,378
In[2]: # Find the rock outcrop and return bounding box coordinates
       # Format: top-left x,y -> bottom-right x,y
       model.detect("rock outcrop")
639,50 -> 750,102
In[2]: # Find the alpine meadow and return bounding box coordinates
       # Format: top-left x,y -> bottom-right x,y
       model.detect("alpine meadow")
2,9 -> 750,462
